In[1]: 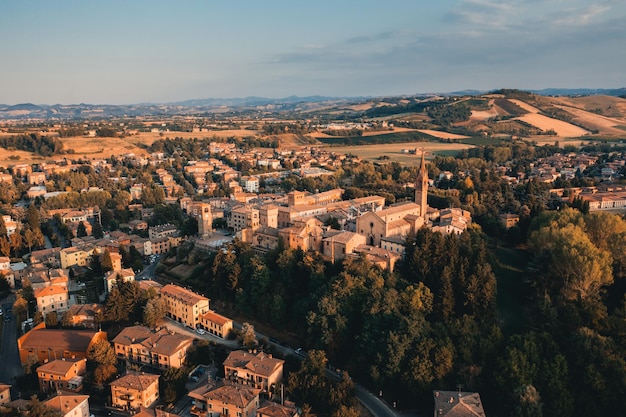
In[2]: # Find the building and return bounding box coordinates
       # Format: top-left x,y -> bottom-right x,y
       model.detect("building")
149,224 -> 179,240
35,285 -> 70,316
198,310 -> 234,338
0,384 -> 10,406
223,351 -> 284,392
257,401 -> 299,417
161,284 -> 210,329
415,150 -> 429,222
110,372 -> 160,411
499,213 -> 520,229
433,390 -> 486,417
355,202 -> 423,247
113,326 -> 194,370
105,269 -> 136,293
60,246 -> 95,269
189,382 -> 260,417
229,206 -> 260,233
64,304 -> 103,329
188,202 -> 213,238
44,394 -> 90,417
17,324 -> 108,365
37,358 -> 87,394
322,231 -> 367,263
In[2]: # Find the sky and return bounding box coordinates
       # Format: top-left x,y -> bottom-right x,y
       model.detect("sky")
1,0 -> 625,105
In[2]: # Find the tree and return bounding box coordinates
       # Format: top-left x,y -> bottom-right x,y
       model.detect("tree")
92,221 -> 104,239
100,249 -> 114,273
26,204 -> 41,230
143,296 -> 167,328
239,322 -> 256,349
26,395 -> 63,417
0,236 -> 10,257
45,311 -> 59,327
88,339 -> 116,366
160,367 -> 188,404
77,221 -> 87,238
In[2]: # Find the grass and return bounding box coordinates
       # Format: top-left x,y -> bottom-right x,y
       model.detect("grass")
459,136 -> 508,146
317,131 -> 437,145
493,245 -> 531,334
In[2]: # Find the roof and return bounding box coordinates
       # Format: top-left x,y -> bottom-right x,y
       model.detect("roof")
110,372 -> 159,391
161,284 -> 209,306
323,231 -> 363,245
223,351 -> 284,378
113,326 -> 193,356
67,303 -> 102,318
37,358 -> 85,376
205,384 -> 260,408
34,285 -> 68,298
19,328 -> 103,352
257,401 -> 298,417
0,384 -> 10,392
200,310 -> 232,326
433,391 -> 486,417
379,202 -> 421,218
44,395 -> 89,414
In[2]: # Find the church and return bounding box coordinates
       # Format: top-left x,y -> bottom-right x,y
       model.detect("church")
355,150 -> 430,247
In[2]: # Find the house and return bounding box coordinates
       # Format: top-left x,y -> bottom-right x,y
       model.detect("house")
64,304 -> 103,329
44,394 -> 90,417
110,372 -> 160,411
198,310 -> 234,338
17,323 -> 108,365
105,268 -> 135,293
148,224 -> 178,240
60,246 -> 95,269
37,358 -> 87,394
499,213 -> 520,229
113,325 -> 193,370
189,381 -> 260,417
223,351 -> 284,392
161,284 -> 210,329
35,285 -> 70,316
257,401 -> 299,417
0,384 -> 10,405
433,391 -> 486,417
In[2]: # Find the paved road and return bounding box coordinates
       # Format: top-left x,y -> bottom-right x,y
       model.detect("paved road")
0,294 -> 24,387
163,317 -> 401,417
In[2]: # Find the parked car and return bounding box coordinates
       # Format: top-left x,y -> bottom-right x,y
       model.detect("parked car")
195,328 -> 206,335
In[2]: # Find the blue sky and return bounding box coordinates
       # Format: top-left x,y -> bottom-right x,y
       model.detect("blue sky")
1,0 -> 624,104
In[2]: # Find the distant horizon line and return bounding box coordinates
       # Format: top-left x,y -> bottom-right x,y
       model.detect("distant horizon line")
2,86 -> 625,107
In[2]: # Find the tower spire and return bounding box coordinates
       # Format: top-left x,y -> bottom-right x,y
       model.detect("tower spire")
415,148 -> 428,221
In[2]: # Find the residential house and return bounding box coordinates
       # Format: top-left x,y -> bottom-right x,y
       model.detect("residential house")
0,384 -> 10,406
198,310 -> 233,338
148,224 -> 178,240
499,213 -> 520,229
433,391 -> 486,417
37,358 -> 87,394
60,246 -> 95,269
35,285 -> 70,316
110,372 -> 160,411
223,351 -> 284,392
44,394 -> 90,417
257,401 -> 299,417
113,325 -> 193,370
105,268 -> 135,293
189,382 -> 260,417
161,284 -> 210,329
65,304 -> 103,329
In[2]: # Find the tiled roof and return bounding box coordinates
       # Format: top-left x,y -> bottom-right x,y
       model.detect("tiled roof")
205,384 -> 260,408
34,285 -> 67,298
258,401 -> 298,417
44,395 -> 89,414
224,351 -> 284,378
161,284 -> 208,306
110,372 -> 159,391
113,326 -> 193,356
200,310 -> 232,326
37,358 -> 85,376
20,328 -> 102,352
433,391 -> 486,417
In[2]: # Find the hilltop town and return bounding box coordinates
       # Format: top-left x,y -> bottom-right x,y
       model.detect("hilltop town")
0,90 -> 625,417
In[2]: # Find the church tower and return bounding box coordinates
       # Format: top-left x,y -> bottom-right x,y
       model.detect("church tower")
415,149 -> 428,220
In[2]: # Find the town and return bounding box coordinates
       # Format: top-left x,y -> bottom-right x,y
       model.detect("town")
0,89 -> 626,417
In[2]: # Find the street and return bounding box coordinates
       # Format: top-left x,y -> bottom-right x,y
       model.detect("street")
0,294 -> 25,390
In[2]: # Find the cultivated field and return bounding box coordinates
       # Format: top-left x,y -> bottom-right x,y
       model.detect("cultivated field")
417,129 -> 470,140
508,99 -> 540,113
552,105 -> 626,136
515,114 -> 590,137
320,142 -> 474,165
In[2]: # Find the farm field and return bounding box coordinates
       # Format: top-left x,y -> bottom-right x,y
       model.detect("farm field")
320,141 -> 474,165
515,113 -> 590,137
417,129 -> 470,140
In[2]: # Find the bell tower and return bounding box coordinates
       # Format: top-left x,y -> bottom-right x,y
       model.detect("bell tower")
415,149 -> 428,220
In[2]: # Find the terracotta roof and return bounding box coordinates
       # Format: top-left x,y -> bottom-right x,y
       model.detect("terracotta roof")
113,326 -> 193,356
433,391 -> 486,417
223,351 -> 284,378
205,384 -> 260,408
258,401 -> 298,417
44,394 -> 89,414
110,372 -> 159,391
112,325 -> 154,346
161,284 -> 208,306
34,285 -> 67,298
19,328 -> 102,352
37,358 -> 85,377
68,303 -> 102,318
323,231 -> 363,245
200,310 -> 232,326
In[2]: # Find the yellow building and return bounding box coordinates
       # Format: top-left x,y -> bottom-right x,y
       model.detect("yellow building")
38,358 -> 87,394
198,310 -> 233,338
110,372 -> 160,411
223,351 -> 284,392
189,382 -> 260,417
34,285 -> 70,316
44,394 -> 90,417
60,246 -> 95,269
161,284 -> 210,329
113,325 -> 193,370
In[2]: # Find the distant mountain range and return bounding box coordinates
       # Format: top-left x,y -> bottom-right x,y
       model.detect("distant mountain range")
1,88 -> 624,120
